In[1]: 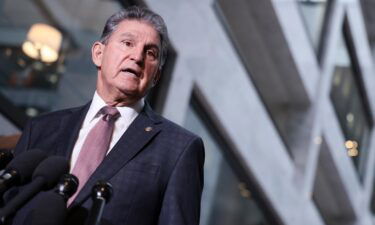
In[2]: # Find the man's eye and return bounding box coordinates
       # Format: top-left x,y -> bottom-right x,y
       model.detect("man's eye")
122,41 -> 133,47
146,50 -> 157,59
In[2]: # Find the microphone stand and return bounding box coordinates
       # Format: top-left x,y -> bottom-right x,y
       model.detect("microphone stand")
84,181 -> 113,225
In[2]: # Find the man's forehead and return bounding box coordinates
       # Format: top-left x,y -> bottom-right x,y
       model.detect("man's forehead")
117,20 -> 157,34
119,32 -> 137,38
114,21 -> 161,45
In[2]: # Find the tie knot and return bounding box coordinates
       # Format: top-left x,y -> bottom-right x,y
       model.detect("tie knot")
101,106 -> 120,121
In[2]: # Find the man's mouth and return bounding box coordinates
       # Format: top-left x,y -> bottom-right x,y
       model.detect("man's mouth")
121,68 -> 140,77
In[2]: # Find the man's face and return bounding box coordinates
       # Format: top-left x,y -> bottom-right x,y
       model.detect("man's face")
92,20 -> 161,105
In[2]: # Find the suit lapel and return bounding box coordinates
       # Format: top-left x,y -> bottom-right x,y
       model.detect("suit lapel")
71,104 -> 162,207
54,103 -> 90,158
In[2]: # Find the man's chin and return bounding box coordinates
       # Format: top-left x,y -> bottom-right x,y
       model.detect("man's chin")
116,89 -> 143,102
118,88 -> 137,96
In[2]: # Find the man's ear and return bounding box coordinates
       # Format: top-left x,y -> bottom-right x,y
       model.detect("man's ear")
92,41 -> 105,67
152,69 -> 161,87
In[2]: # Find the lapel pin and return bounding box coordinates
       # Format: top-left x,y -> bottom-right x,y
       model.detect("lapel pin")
145,126 -> 153,132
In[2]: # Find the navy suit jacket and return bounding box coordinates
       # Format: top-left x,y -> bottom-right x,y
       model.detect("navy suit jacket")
8,102 -> 205,225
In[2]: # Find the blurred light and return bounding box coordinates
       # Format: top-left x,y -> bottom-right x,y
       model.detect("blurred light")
238,182 -> 251,199
32,61 -> 44,71
346,113 -> 354,123
5,48 -> 12,57
240,189 -> 251,199
333,73 -> 341,86
22,24 -> 62,63
345,140 -> 358,149
343,79 -> 351,97
345,140 -> 354,149
314,136 -> 322,145
345,140 -> 359,157
17,59 -> 26,67
48,74 -> 58,84
347,148 -> 358,157
26,107 -> 38,117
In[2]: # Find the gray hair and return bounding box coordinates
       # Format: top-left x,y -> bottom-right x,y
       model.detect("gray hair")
100,6 -> 169,68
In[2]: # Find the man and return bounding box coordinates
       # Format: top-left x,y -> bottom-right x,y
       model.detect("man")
10,6 -> 204,225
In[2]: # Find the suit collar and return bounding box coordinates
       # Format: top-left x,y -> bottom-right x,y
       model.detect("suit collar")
69,102 -> 162,208
54,103 -> 91,158
143,102 -> 162,124
85,92 -> 145,127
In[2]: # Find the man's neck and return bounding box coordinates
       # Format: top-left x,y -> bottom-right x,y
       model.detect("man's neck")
96,89 -> 140,107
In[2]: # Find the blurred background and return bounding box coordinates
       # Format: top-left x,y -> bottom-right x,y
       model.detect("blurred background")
1,0 -> 375,224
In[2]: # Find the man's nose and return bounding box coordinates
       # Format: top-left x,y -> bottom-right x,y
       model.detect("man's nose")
130,47 -> 145,66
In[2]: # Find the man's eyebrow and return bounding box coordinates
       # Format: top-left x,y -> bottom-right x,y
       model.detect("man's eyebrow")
119,32 -> 160,51
145,43 -> 160,51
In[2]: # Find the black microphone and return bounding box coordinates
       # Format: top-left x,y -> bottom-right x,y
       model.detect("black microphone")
0,150 -> 13,170
30,174 -> 79,225
0,149 -> 47,195
55,174 -> 79,202
0,156 -> 69,224
85,181 -> 113,225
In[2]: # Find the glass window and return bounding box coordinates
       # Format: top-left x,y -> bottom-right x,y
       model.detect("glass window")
370,181 -> 375,214
297,0 -> 330,54
184,98 -> 274,225
313,141 -> 356,224
0,0 -> 126,118
0,0 -> 173,124
329,29 -> 372,181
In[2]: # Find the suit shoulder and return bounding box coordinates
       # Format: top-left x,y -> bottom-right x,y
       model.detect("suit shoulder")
158,116 -> 201,141
29,105 -> 86,123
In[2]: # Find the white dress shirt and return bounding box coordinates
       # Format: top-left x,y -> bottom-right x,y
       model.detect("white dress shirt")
70,91 -> 144,171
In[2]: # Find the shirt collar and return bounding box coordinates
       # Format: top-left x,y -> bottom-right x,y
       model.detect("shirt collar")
83,91 -> 144,127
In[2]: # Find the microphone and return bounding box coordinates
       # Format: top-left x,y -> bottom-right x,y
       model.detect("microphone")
0,149 -> 47,195
30,174 -> 79,225
0,150 -> 13,170
0,156 -> 69,224
85,181 -> 113,225
55,174 -> 79,202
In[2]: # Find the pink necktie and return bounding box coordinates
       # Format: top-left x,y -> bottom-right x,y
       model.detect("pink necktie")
68,106 -> 120,205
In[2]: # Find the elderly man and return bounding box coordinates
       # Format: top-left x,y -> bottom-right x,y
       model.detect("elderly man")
10,6 -> 204,225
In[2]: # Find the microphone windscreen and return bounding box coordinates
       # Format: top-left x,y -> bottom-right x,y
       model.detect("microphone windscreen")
92,181 -> 113,202
32,156 -> 69,190
30,191 -> 66,225
7,149 -> 47,184
0,150 -> 13,170
55,174 -> 79,200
